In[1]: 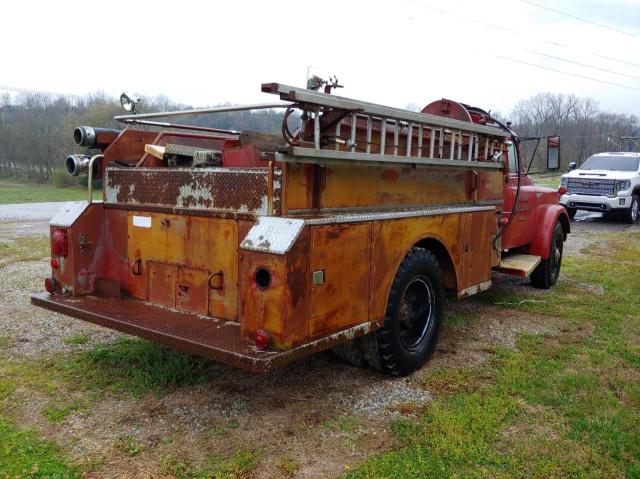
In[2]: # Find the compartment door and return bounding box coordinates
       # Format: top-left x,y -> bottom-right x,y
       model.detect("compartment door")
148,262 -> 177,309
309,223 -> 371,337
176,266 -> 209,315
460,212 -> 492,289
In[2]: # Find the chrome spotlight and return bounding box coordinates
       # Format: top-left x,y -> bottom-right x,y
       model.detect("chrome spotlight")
119,92 -> 140,114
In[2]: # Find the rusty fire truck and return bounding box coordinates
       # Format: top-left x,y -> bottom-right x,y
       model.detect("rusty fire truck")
32,80 -> 570,376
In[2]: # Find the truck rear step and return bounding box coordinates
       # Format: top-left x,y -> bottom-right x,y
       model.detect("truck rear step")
31,293 -> 373,372
496,254 -> 541,277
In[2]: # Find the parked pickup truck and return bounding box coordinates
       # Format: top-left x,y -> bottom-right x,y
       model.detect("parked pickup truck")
560,152 -> 640,223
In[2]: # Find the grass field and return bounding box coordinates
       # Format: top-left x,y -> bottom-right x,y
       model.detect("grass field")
0,228 -> 638,477
0,179 -> 100,204
530,173 -> 563,188
349,232 -> 640,478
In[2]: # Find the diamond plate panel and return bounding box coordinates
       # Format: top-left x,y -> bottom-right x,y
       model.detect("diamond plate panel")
105,167 -> 281,218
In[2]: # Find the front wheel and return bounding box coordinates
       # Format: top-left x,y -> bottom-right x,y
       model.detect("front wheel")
530,221 -> 563,289
369,247 -> 444,376
565,207 -> 577,220
624,195 -> 639,224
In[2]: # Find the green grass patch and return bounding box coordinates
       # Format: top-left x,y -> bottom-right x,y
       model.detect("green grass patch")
323,416 -> 361,434
42,400 -> 84,423
63,333 -> 89,345
57,337 -> 213,398
115,433 -> 144,456
0,235 -> 49,268
277,455 -> 299,477
530,173 -> 562,188
0,418 -> 81,478
160,449 -> 260,479
0,179 -> 100,204
443,309 -> 474,327
349,231 -> 640,478
203,418 -> 240,440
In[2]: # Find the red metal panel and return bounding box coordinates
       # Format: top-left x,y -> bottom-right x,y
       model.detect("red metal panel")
148,262 -> 177,309
176,266 -> 209,315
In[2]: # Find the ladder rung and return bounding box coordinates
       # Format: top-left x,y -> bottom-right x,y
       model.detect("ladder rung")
393,120 -> 399,156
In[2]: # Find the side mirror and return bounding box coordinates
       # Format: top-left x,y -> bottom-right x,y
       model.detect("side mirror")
547,136 -> 560,170
568,162 -> 577,171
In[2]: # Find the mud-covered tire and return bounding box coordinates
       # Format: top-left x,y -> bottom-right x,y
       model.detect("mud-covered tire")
332,339 -> 366,368
624,195 -> 639,224
530,221 -> 563,289
370,247 -> 444,376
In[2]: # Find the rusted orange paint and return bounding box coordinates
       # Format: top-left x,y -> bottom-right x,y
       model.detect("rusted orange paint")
309,223 -> 371,338
239,250 -> 287,346
148,262 -> 177,309
284,163 -> 503,212
126,213 -> 238,320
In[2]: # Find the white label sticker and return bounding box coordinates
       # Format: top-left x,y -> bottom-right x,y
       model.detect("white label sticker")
132,215 -> 152,228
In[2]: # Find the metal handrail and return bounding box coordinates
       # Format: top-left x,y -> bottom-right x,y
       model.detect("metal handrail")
114,102 -> 291,122
87,154 -> 104,204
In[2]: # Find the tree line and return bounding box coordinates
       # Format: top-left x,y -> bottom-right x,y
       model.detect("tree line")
0,92 -> 284,182
0,90 -> 638,183
510,93 -> 639,173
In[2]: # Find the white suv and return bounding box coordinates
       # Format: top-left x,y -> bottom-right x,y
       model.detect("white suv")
559,152 -> 640,223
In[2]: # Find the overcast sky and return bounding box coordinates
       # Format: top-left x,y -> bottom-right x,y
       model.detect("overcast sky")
2,0 -> 639,118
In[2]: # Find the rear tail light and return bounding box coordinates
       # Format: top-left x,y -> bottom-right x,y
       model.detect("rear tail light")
50,258 -> 59,269
44,277 -> 57,293
51,229 -> 68,257
255,329 -> 271,350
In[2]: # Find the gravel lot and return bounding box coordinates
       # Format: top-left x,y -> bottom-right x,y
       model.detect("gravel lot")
0,203 -> 637,478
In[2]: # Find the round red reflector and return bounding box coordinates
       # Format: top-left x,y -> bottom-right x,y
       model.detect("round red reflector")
51,229 -> 68,257
255,329 -> 270,350
50,258 -> 59,269
44,277 -> 57,293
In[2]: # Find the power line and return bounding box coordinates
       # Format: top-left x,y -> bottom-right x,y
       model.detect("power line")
595,53 -> 640,69
406,0 -> 640,69
519,0 -> 639,39
497,55 -> 640,92
525,49 -> 640,81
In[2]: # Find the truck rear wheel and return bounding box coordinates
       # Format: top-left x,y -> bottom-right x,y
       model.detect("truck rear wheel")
368,247 -> 444,376
530,221 -> 563,289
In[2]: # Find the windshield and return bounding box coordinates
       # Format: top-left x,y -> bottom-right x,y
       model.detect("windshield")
581,155 -> 640,171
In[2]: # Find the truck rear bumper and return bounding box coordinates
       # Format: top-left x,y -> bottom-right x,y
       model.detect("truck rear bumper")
31,292 -> 375,372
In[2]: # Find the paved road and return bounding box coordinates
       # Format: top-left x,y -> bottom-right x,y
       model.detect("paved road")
0,201 -> 74,222
0,201 -> 83,236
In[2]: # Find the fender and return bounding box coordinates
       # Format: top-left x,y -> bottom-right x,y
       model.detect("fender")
528,204 -> 570,259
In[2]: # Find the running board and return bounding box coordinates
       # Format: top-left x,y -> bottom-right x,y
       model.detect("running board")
496,254 -> 541,277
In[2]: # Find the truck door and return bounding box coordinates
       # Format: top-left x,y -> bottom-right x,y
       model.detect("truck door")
501,141 -> 535,249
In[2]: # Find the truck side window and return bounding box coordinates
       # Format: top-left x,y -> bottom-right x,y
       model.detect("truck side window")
507,142 -> 518,174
